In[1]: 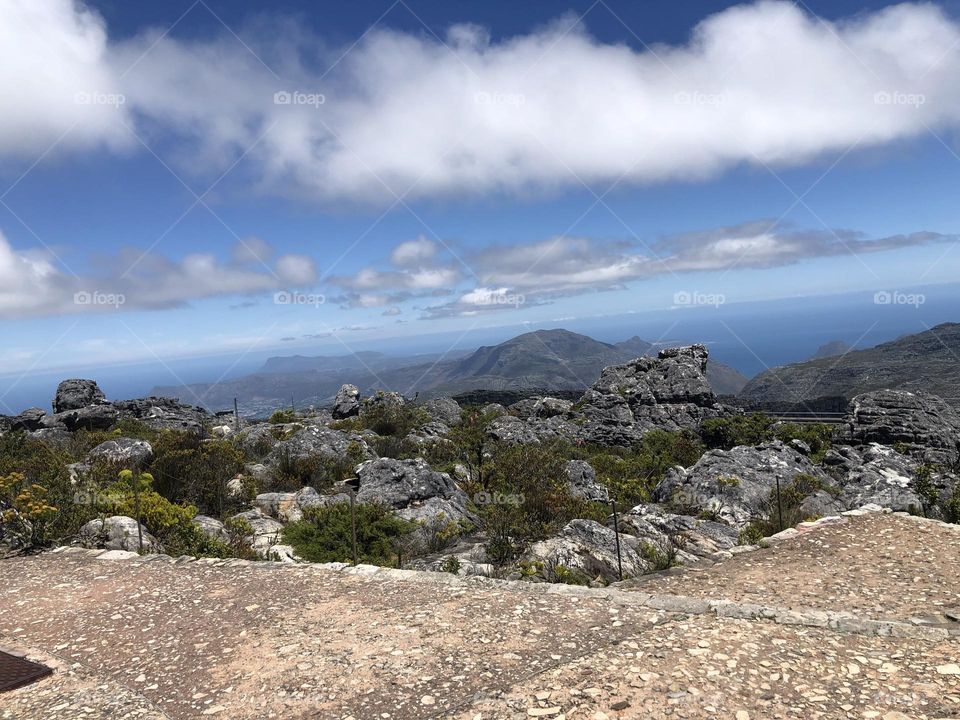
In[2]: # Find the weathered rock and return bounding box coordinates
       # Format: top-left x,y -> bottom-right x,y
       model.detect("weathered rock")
55,404 -> 120,431
112,397 -> 210,432
526,519 -> 648,581
846,390 -> 960,464
192,515 -> 228,542
361,390 -> 405,416
486,415 -> 541,445
653,441 -> 831,527
509,397 -> 573,420
480,403 -> 506,417
332,384 -> 361,419
9,408 -> 48,431
564,460 -> 609,502
422,397 -> 461,426
253,486 -> 347,522
86,438 -> 153,468
79,516 -> 156,552
235,424 -> 284,458
53,379 -> 106,413
620,504 -> 739,563
229,509 -> 284,556
574,345 -> 728,446
355,457 -> 467,511
265,426 -> 374,467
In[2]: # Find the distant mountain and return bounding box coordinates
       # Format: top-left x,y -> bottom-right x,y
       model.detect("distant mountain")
259,351 -> 386,374
739,322 -> 960,409
152,328 -> 748,415
809,340 -> 852,360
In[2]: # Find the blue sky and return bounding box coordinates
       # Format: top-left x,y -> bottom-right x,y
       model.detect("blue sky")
2,0 -> 959,386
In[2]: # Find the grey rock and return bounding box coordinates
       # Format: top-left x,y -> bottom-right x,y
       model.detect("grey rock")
846,390 -> 960,464
112,397 -> 210,432
229,509 -> 284,556
526,519 -> 648,581
86,438 -> 153,468
265,425 -> 374,467
422,397 -> 461,426
79,516 -> 156,552
653,441 -> 831,527
10,408 -> 48,431
53,379 -> 106,413
235,424 -> 284,458
564,460 -> 609,502
192,515 -> 228,542
332,384 -> 361,419
361,390 -> 406,415
355,457 -> 467,511
486,415 -> 540,445
620,504 -> 739,563
509,397 -> 573,420
253,486 -> 344,522
574,345 -> 728,447
55,404 -> 119,431
480,403 -> 506,417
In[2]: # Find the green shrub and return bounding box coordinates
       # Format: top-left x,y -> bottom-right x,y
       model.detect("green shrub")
148,439 -> 245,516
282,502 -> 417,565
359,401 -> 428,438
701,413 -> 776,450
268,409 -> 297,424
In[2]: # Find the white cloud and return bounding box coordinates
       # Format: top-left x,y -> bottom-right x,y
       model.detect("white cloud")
390,236 -> 438,267
4,1 -> 960,200
0,233 -> 318,317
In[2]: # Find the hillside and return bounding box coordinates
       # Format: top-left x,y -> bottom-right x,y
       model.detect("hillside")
740,322 -> 960,408
151,329 -> 747,413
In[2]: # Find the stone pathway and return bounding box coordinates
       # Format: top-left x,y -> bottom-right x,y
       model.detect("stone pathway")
0,512 -> 958,719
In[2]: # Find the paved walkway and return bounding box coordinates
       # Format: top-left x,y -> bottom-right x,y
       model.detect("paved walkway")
0,513 -> 958,719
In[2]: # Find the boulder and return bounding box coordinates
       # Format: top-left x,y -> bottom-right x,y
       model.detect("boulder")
509,397 -> 573,420
53,379 -> 106,413
235,424 -> 283,458
486,415 -> 541,445
355,457 -> 467,511
574,345 -> 728,446
86,438 -> 153,468
55,404 -> 120,431
526,519 -> 648,582
265,426 -> 374,467
192,515 -> 228,542
846,390 -> 960,464
79,516 -> 156,552
422,397 -> 461,426
564,460 -> 609,503
9,408 -> 48,431
620,504 -> 739,563
229,509 -> 284,556
332,384 -> 361,419
253,486 -> 347,523
653,441 -> 831,527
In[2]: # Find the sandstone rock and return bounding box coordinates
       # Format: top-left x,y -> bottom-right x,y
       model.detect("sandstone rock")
846,389 -> 960,463
356,457 -> 466,510
509,397 -> 573,420
53,379 -> 105,412
653,441 -> 831,527
265,426 -> 374,468
79,516 -> 157,552
192,515 -> 228,542
526,519 -> 647,581
112,397 -> 210,432
9,408 -> 48,431
55,404 -> 120,431
574,345 -> 728,446
253,486 -> 347,522
332,384 -> 361,419
422,397 -> 461,426
229,509 -> 284,556
564,460 -> 610,503
361,390 -> 405,416
620,503 -> 739,562
86,438 -> 153,468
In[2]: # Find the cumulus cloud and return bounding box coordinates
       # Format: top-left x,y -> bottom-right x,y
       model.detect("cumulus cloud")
0,232 -> 317,317
5,1 -> 960,200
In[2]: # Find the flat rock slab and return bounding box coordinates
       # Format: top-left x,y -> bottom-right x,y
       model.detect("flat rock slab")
620,513 -> 960,621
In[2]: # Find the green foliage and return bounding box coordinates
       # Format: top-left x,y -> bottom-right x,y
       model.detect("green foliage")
0,472 -> 59,549
441,555 -> 461,575
149,438 -> 245,516
543,562 -> 591,586
701,413 -> 776,450
359,400 -> 428,438
910,463 -> 940,516
771,423 -> 835,463
577,430 -> 705,507
271,442 -> 365,492
739,472 -> 830,539
371,434 -> 422,460
282,502 -> 417,565
268,409 -> 297,424
638,541 -> 679,572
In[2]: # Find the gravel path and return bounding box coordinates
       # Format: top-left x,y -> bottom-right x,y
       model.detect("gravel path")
1,513 -> 959,719
619,513 -> 960,622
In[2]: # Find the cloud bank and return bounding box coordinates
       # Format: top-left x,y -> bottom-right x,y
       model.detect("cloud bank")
3,0 -> 960,200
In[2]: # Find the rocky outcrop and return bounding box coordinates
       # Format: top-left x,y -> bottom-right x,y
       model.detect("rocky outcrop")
332,384 -> 360,419
192,515 -> 228,542
361,391 -> 406,415
253,486 -> 349,523
111,397 -> 210,432
79,516 -> 156,552
574,345 -> 728,447
564,460 -> 609,503
509,397 -> 573,420
265,426 -> 374,467
845,390 -> 960,464
653,441 -> 831,527
355,458 -> 465,510
86,438 -> 153,469
619,504 -> 739,562
422,397 -> 461,426
526,519 -> 648,581
54,379 -> 106,413
229,509 -> 284,556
